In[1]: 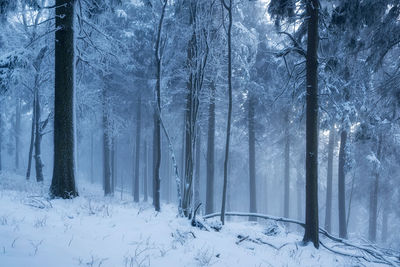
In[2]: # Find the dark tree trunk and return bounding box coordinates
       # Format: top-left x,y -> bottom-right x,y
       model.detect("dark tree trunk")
144,141 -> 148,202
50,0 -> 78,199
183,90 -> 194,216
369,134 -> 382,242
180,115 -> 185,196
153,111 -> 161,211
134,95 -> 142,202
194,128 -> 201,208
26,98 -> 35,180
338,130 -> 347,238
111,136 -> 116,194
34,89 -> 44,182
283,111 -> 290,219
303,0 -> 320,248
324,128 -> 335,233
153,116 -> 157,206
102,88 -> 112,196
153,0 -> 167,212
15,97 -> 21,171
205,81 -> 216,214
90,130 -> 94,184
165,136 -> 171,203
220,0 -> 233,225
248,96 -> 257,220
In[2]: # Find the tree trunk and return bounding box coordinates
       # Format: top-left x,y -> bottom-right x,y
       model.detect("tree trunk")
153,0 -> 167,212
144,141 -> 148,202
303,0 -> 319,248
180,113 -> 186,196
338,130 -> 347,238
369,134 -> 382,242
220,0 -> 233,226
111,136 -> 116,194
15,97 -> 21,171
183,90 -> 194,216
165,136 -> 171,203
153,116 -> 157,206
26,97 -> 35,180
248,96 -> 257,220
283,110 -> 290,219
194,127 -> 201,208
102,88 -> 112,196
90,130 -> 94,184
50,0 -> 78,199
134,94 -> 142,202
34,89 -> 44,182
324,128 -> 334,233
205,81 -> 216,214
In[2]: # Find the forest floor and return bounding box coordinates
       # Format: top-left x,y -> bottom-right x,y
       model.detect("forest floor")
0,172 -> 392,267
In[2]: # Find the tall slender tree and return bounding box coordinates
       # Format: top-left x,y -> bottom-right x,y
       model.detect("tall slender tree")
205,81 -> 216,214
338,129 -> 348,238
303,0 -> 320,248
220,0 -> 233,226
153,0 -> 168,212
134,94 -> 142,202
324,128 -> 335,233
248,95 -> 257,220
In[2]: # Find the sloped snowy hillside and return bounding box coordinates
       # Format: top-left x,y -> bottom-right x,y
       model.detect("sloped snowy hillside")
0,173 -> 396,267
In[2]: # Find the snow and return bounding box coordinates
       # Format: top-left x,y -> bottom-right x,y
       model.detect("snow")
0,173 -> 385,266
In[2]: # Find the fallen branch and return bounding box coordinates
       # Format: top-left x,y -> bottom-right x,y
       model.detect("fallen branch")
203,212 -> 399,266
203,212 -> 305,228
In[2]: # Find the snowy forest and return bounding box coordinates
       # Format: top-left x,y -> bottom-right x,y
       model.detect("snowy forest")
0,0 -> 400,266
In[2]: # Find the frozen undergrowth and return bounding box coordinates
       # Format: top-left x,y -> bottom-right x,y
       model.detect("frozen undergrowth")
0,173 -> 390,266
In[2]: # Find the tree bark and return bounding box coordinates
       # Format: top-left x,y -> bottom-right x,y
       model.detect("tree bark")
26,97 -> 35,180
153,0 -> 167,212
134,94 -> 142,202
283,110 -> 290,219
248,96 -> 257,220
194,127 -> 201,208
144,141 -> 148,202
34,88 -> 44,182
180,114 -> 185,196
338,130 -> 347,238
205,81 -> 216,214
325,128 -> 335,233
153,116 -> 157,206
102,87 -> 112,196
90,130 -> 94,184
303,0 -> 319,248
15,97 -> 21,171
50,0 -> 78,198
183,89 -> 194,216
220,0 -> 233,226
368,134 -> 382,242
111,136 -> 116,194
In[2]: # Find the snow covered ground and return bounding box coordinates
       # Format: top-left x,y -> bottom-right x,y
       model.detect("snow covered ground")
0,173 -> 394,266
